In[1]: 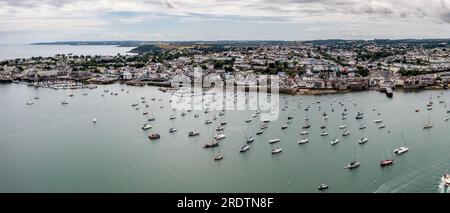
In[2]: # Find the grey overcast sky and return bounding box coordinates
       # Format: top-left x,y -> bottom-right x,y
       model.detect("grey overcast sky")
1,0 -> 450,43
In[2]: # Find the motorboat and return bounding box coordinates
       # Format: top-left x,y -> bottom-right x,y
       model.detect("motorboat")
394,146 -> 408,155
256,130 -> 263,135
92,118 -> 97,124
141,123 -> 152,130
374,119 -> 383,123
442,172 -> 450,187
188,131 -> 200,136
216,126 -> 224,131
61,100 -> 69,105
169,128 -> 177,133
215,133 -> 226,140
205,119 -> 212,124
339,125 -> 346,129
359,124 -> 367,129
26,101 -> 33,105
320,131 -> 328,136
281,125 -> 288,129
169,115 -> 176,120
245,118 -> 252,123
378,124 -> 386,129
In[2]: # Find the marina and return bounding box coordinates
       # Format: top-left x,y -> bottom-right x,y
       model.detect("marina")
1,83 -> 450,193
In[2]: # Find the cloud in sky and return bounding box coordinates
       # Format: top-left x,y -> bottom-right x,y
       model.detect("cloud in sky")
1,0 -> 450,43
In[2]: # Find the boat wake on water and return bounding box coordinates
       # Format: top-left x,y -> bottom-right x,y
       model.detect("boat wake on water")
374,158 -> 448,193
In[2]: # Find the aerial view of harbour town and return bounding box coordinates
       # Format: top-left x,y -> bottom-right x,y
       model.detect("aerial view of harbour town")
1,0 -> 450,194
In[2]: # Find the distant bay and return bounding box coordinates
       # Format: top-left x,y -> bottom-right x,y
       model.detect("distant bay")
0,44 -> 137,60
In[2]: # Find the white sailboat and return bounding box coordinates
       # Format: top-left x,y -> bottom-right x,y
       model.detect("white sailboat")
423,111 -> 433,129
345,145 -> 360,169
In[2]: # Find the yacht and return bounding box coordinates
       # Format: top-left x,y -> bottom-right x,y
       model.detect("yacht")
374,119 -> 383,123
271,147 -> 283,154
298,138 -> 309,144
148,133 -> 160,140
203,141 -> 219,148
358,137 -> 368,144
268,138 -> 280,144
318,184 -> 329,191
239,144 -> 250,153
346,161 -> 360,169
188,131 -> 200,137
342,130 -> 350,136
247,136 -> 255,143
331,138 -> 339,145
214,154 -> 224,161
215,133 -> 226,140
380,159 -> 394,167
302,122 -> 311,129
141,123 -> 152,130
300,131 -> 309,135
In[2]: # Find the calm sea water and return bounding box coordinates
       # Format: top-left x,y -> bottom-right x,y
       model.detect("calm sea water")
0,83 -> 450,193
0,44 -> 135,60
